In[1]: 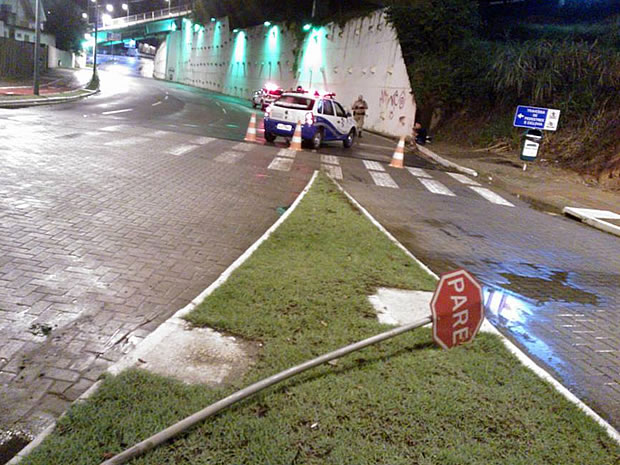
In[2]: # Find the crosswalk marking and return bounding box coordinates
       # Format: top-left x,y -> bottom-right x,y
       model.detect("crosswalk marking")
417,178 -> 456,196
215,151 -> 244,164
232,143 -> 254,152
168,144 -> 198,156
406,167 -> 432,178
277,148 -> 297,158
149,130 -> 172,138
321,155 -> 339,165
100,125 -> 124,132
268,157 -> 295,171
369,171 -> 398,188
446,172 -> 481,186
363,160 -> 385,172
104,136 -> 150,147
322,164 -> 343,180
468,186 -> 514,207
190,136 -> 216,145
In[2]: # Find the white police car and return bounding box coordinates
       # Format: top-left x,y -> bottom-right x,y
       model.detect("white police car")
251,83 -> 283,111
263,90 -> 357,149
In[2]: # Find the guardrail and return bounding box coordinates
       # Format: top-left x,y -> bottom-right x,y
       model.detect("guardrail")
97,4 -> 193,31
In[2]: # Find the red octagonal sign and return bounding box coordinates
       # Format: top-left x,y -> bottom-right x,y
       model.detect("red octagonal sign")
430,269 -> 484,349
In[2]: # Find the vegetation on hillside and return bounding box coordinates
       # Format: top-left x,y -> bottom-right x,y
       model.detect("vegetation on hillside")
386,0 -> 619,184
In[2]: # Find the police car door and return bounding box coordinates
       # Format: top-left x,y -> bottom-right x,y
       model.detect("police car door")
334,101 -> 348,138
320,99 -> 336,140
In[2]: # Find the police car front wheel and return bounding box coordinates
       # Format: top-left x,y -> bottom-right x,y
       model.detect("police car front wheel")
343,129 -> 355,148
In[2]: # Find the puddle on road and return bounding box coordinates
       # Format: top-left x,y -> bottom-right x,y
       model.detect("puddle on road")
500,270 -> 598,305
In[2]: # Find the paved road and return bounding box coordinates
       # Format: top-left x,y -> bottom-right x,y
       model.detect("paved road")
0,60 -> 425,442
1,60 -> 618,453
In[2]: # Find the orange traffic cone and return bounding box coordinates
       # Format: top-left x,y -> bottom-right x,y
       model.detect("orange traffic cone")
244,113 -> 257,142
290,121 -> 302,151
389,136 -> 405,168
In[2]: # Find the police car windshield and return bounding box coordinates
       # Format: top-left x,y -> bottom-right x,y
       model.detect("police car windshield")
274,95 -> 314,110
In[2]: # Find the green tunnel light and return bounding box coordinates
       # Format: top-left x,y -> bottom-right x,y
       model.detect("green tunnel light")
264,21 -> 271,26
193,23 -> 202,32
302,23 -> 312,31
210,17 -> 216,22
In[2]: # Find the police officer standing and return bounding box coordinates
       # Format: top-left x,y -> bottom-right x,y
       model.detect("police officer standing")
352,95 -> 369,138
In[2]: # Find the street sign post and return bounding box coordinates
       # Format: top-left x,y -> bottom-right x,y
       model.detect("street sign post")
513,105 -> 561,131
430,269 -> 484,349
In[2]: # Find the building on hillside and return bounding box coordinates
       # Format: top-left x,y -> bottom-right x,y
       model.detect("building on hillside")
0,0 -> 55,46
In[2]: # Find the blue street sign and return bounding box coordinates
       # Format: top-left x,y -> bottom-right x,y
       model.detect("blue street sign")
513,105 -> 561,131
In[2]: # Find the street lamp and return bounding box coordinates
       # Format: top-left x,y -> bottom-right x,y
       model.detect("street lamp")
122,3 -> 128,21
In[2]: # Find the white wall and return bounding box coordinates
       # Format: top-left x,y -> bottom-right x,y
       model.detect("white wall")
154,10 -> 416,137
48,45 -> 74,68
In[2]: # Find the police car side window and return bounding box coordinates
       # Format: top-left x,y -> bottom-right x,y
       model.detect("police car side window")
334,102 -> 346,117
323,100 -> 334,116
317,100 -> 324,114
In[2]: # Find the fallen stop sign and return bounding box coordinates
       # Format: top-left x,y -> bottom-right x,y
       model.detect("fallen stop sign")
430,269 -> 484,349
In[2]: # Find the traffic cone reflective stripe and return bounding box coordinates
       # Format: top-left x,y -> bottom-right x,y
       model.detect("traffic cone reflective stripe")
389,136 -> 405,168
244,113 -> 257,142
290,121 -> 302,151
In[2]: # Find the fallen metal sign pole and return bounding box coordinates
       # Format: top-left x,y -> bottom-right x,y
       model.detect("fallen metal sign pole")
100,315 -> 432,465
102,268 -> 484,465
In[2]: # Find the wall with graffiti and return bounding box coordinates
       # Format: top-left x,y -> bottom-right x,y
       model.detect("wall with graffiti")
155,10 -> 416,137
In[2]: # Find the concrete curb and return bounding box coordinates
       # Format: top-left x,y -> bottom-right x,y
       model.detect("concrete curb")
6,171 -> 319,464
563,207 -> 620,238
415,143 -> 479,177
0,89 -> 99,108
333,178 -> 620,445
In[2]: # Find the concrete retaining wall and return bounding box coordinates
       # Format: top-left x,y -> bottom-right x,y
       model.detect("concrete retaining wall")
154,10 -> 416,137
48,46 -> 75,69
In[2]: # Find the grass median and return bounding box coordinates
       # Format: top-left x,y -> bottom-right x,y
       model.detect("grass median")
22,174 -> 618,464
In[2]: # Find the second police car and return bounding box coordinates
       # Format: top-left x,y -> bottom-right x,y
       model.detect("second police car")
263,89 -> 357,149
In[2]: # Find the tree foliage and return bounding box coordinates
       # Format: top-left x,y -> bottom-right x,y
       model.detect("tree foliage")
44,0 -> 88,53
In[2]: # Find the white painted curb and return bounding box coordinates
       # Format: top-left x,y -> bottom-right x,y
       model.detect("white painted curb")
416,143 -> 479,177
333,178 -> 620,445
8,171 -> 319,464
0,89 -> 99,108
563,207 -> 620,238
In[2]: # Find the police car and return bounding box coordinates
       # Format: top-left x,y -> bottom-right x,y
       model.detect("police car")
251,83 -> 283,110
263,89 -> 357,149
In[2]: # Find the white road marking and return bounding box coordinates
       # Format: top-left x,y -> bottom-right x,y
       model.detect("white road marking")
102,108 -> 133,115
183,124 -> 199,128
99,125 -> 124,132
446,172 -> 481,186
104,136 -> 150,147
152,101 -> 162,107
215,151 -> 244,164
268,157 -> 294,171
363,160 -> 385,172
222,108 -> 227,114
418,179 -> 456,196
149,130 -> 172,137
277,148 -> 297,158
369,171 -> 398,188
322,164 -> 343,180
321,155 -> 339,165
232,143 -> 253,152
190,136 -> 216,145
406,167 -> 432,178
469,186 -> 514,207
168,144 -> 198,156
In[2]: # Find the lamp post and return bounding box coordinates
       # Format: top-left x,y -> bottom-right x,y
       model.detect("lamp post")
33,0 -> 41,95
166,0 -> 171,15
91,0 -> 98,79
122,3 -> 128,21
